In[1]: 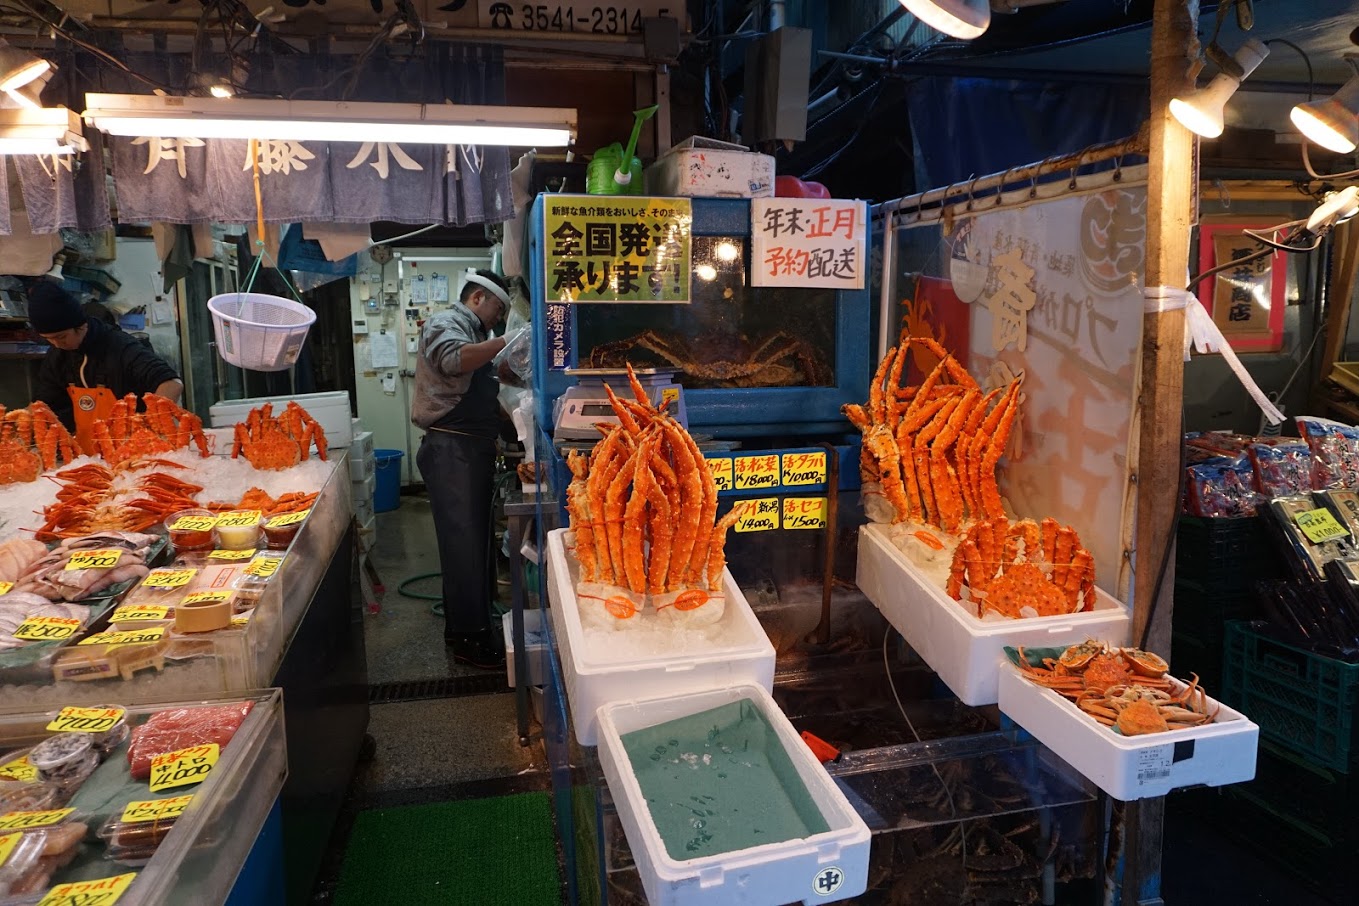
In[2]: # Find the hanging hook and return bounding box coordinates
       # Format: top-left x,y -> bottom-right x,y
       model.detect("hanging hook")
998,166 -> 1019,206
1112,155 -> 1123,183
965,174 -> 981,211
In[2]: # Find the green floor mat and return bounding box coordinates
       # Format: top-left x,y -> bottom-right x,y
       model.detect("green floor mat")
333,791 -> 561,905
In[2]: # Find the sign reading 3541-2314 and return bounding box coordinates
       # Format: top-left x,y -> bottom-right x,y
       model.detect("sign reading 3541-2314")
479,1 -> 680,33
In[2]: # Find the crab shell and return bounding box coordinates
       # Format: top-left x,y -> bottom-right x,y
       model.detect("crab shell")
1120,647 -> 1170,678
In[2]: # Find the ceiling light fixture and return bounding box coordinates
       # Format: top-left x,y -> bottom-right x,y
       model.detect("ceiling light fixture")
1169,38 -> 1269,138
1306,186 -> 1359,235
0,38 -> 51,94
0,107 -> 87,155
897,0 -> 989,40
1291,58 -> 1359,154
82,94 -> 578,147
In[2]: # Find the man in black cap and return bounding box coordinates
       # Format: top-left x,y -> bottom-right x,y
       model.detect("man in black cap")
28,280 -> 183,435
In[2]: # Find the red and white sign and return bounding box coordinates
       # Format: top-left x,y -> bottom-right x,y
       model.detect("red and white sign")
751,198 -> 868,290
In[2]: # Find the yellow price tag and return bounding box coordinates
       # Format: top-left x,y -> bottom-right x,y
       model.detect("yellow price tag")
0,807 -> 74,831
208,548 -> 255,561
170,514 -> 218,532
660,386 -> 680,411
120,795 -> 193,824
735,498 -> 781,533
36,872 -> 137,906
230,613 -> 252,629
215,510 -> 261,528
734,454 -> 780,490
78,626 -> 166,647
149,743 -> 219,792
182,591 -> 231,606
706,456 -> 734,492
1296,508 -> 1351,544
65,549 -> 123,571
780,451 -> 827,487
47,706 -> 126,734
245,555 -> 284,578
111,605 -> 170,622
0,581 -> 12,595
266,509 -> 310,528
0,832 -> 19,868
0,756 -> 36,782
142,568 -> 197,589
781,497 -> 828,530
12,616 -> 81,641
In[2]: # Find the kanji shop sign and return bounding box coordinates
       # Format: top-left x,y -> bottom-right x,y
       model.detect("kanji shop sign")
751,198 -> 868,289
544,196 -> 691,303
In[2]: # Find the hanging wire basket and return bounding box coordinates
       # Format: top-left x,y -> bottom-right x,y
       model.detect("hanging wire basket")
207,291 -> 316,372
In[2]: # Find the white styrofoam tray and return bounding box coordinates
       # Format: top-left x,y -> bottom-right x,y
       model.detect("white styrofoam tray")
997,661 -> 1258,800
349,452 -> 375,482
208,390 -> 354,449
597,683 -> 870,906
856,523 -> 1132,706
545,528 -> 776,746
503,609 -> 548,688
352,472 -> 376,504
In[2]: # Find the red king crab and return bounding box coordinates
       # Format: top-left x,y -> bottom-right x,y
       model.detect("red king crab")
232,402 -> 329,470
92,393 -> 209,466
947,517 -> 1095,618
586,329 -> 832,388
0,402 -> 78,484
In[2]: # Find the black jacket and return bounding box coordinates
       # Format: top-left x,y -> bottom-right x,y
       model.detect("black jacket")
35,318 -> 181,430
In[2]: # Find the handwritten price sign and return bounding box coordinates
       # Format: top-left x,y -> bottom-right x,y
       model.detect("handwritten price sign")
142,568 -> 197,589
79,626 -> 166,647
751,198 -> 867,289
209,548 -> 255,561
216,510 -> 261,528
65,549 -> 122,570
182,591 -> 231,606
266,509 -> 310,528
0,581 -> 11,595
0,808 -> 74,831
111,605 -> 170,622
706,456 -> 734,492
170,514 -> 218,532
12,615 -> 81,641
246,555 -> 285,578
1295,508 -> 1351,544
780,452 -> 826,487
47,706 -> 125,734
735,498 -> 781,533
782,497 -> 828,530
36,872 -> 137,906
149,743 -> 219,792
0,756 -> 36,782
121,795 -> 193,824
735,455 -> 780,490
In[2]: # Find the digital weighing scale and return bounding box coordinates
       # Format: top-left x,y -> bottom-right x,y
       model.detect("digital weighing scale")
553,367 -> 687,444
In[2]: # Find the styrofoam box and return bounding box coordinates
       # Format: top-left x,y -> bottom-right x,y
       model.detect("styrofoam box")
545,528 -> 776,746
856,523 -> 1131,706
351,430 -> 375,463
355,497 -> 374,526
352,472 -> 376,504
997,662 -> 1259,800
350,453 -> 375,483
646,138 -> 775,198
209,391 -> 354,449
503,609 -> 548,688
597,683 -> 870,906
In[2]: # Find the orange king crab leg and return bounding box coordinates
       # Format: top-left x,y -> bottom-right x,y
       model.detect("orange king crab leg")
978,382 -> 1021,519
677,421 -> 719,587
566,450 -> 598,582
621,434 -> 654,594
929,389 -> 978,532
604,453 -> 638,586
638,433 -> 675,595
912,396 -> 960,528
585,429 -> 629,585
705,501 -> 747,591
663,419 -> 704,591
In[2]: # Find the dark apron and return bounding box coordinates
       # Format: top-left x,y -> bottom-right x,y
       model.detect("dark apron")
432,361 -> 500,439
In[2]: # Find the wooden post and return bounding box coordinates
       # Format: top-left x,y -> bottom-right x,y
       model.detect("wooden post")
1126,1 -> 1200,904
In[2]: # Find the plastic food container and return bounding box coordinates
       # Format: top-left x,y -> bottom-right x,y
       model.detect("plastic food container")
214,511 -> 263,551
89,706 -> 129,756
28,733 -> 94,783
261,512 -> 306,550
99,812 -> 181,865
0,827 -> 48,897
232,554 -> 284,606
166,509 -> 217,552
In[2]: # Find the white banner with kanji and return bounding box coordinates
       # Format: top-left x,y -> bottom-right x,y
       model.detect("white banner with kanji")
751,198 -> 868,289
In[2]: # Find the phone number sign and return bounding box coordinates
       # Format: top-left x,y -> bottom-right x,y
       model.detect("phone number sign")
544,196 -> 691,304
480,2 -> 680,34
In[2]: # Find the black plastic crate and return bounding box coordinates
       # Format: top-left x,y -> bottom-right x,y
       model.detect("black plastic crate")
1170,629 -> 1223,691
1175,515 -> 1281,593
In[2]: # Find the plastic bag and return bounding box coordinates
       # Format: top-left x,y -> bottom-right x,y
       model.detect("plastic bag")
1247,440 -> 1313,498
1296,416 -> 1359,489
126,702 -> 253,780
493,326 -> 532,387
1183,458 -> 1258,517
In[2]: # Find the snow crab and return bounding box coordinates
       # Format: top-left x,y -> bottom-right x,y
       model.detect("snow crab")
947,517 -> 1095,618
0,402 -> 78,484
92,393 -> 209,466
1077,681 -> 1217,735
35,462 -> 203,541
1015,641 -> 1175,700
231,402 -> 329,471
585,329 -> 832,388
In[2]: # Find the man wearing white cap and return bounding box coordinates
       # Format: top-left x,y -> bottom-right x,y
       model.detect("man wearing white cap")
411,268 -> 512,670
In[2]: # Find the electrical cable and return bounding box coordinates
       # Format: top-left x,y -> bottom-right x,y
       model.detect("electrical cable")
365,223 -> 439,251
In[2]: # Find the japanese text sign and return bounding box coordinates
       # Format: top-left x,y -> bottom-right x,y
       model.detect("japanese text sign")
734,454 -> 780,491
780,451 -> 827,487
149,743 -> 220,792
544,196 -> 691,303
479,1 -> 679,33
751,198 -> 867,289
36,872 -> 136,906
781,497 -> 828,530
735,498 -> 781,533
1295,508 -> 1350,544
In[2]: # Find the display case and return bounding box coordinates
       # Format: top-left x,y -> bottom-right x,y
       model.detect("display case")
0,688 -> 286,904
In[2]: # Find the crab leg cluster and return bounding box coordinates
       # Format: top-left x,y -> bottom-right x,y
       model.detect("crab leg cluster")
0,402 -> 78,485
843,336 -> 1020,531
35,460 -> 204,541
93,393 -> 209,466
565,366 -> 741,598
231,402 -> 329,471
946,517 -> 1096,617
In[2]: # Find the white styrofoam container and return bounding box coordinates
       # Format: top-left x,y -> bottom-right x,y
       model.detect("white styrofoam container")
350,454 -> 375,483
646,140 -> 775,198
997,661 -> 1259,800
352,473 -> 376,504
355,497 -> 374,526
545,528 -> 776,746
597,683 -> 870,906
856,523 -> 1132,706
503,609 -> 548,688
209,390 -> 354,449
351,430 -> 375,463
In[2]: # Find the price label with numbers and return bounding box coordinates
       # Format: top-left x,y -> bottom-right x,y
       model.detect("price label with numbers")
121,795 -> 193,824
142,568 -> 197,589
149,743 -> 219,792
65,549 -> 122,571
209,548 -> 255,561
706,456 -> 734,492
735,498 -> 781,533
111,605 -> 170,623
0,807 -> 74,831
170,514 -> 218,532
230,612 -> 253,629
1295,508 -> 1351,544
216,510 -> 261,528
0,756 -> 36,782
182,591 -> 231,606
13,615 -> 81,641
245,555 -> 284,578
36,872 -> 137,906
0,832 -> 18,868
0,581 -> 11,595
266,509 -> 310,528
780,451 -> 827,487
47,706 -> 125,734
782,497 -> 828,530
79,626 -> 166,647
735,454 -> 780,490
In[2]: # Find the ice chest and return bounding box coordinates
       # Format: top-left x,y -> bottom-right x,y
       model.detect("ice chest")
209,390 -> 354,449
646,137 -> 775,198
998,661 -> 1259,800
597,684 -> 870,906
546,528 -> 776,746
856,523 -> 1132,706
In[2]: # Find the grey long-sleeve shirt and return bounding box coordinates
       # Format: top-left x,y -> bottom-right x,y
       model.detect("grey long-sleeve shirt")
410,302 -> 489,429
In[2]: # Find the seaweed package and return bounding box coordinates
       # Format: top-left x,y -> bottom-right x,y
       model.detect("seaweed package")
1267,495 -> 1356,581
1297,416 -> 1359,489
1248,440 -> 1314,498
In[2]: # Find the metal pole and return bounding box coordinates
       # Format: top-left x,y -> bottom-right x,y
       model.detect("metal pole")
877,209 -> 896,363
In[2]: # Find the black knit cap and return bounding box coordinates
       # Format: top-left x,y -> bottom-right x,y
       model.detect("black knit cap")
26,281 -> 85,334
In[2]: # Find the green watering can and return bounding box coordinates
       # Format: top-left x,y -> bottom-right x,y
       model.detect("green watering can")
586,105 -> 659,196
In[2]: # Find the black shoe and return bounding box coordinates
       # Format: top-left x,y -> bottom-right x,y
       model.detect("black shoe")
445,631 -> 506,670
